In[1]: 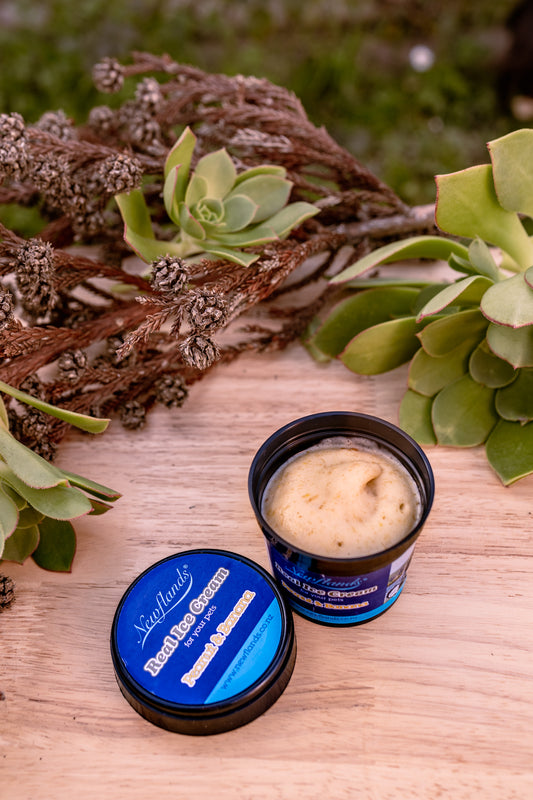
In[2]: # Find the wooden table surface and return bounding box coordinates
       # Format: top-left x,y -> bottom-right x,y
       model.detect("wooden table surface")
2,342 -> 532,799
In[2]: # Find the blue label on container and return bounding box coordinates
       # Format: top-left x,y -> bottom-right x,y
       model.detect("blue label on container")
267,542 -> 415,624
114,552 -> 284,706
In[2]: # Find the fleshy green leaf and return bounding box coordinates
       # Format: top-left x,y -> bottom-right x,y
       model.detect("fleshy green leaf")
199,243 -> 260,267
431,375 -> 497,446
486,322 -> 533,368
123,228 -> 189,263
412,283 -> 451,314
212,222 -> 278,247
164,126 -> 196,198
408,338 -> 474,396
226,174 -> 292,222
0,396 -> 8,429
488,128 -> 533,219
495,368 -> 533,423
219,194 -> 258,232
468,238 -> 502,282
330,235 -> 470,284
302,317 -> 332,363
260,201 -> 318,238
16,506 -> 45,528
194,198 -> 224,229
193,148 -> 236,199
60,469 -> 121,501
0,463 -> 92,520
340,317 -> 421,374
0,381 -> 110,434
115,189 -> 154,240
184,173 -> 208,209
88,498 -> 113,515
32,516 -> 76,572
233,164 -> 287,185
469,339 -> 517,387
1,483 -> 26,509
416,275 -> 493,321
399,390 -> 437,445
0,483 -> 19,540
163,164 -> 182,224
525,264 -> 533,290
486,418 -> 533,484
0,426 -> 66,488
480,273 -> 533,328
311,287 -> 420,358
178,201 -> 207,240
2,524 -> 40,563
435,164 -> 533,268
418,309 -> 488,356
448,253 -> 481,277
345,277 -> 433,290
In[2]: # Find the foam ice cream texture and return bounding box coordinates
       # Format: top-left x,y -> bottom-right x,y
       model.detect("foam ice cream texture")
262,437 -> 421,558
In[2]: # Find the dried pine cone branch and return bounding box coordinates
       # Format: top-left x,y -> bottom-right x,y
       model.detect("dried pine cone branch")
0,53 -> 437,454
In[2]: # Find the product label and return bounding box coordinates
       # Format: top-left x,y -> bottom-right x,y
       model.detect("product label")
267,542 -> 415,624
114,552 -> 284,706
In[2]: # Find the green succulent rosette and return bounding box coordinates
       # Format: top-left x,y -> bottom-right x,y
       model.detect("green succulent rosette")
307,128 -> 533,485
115,126 -> 318,267
0,381 -> 120,571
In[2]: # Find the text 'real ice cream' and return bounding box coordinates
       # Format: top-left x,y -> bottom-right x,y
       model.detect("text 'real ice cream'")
261,437 -> 422,558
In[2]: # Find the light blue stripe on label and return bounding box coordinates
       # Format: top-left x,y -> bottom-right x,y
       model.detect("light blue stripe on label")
205,599 -> 282,704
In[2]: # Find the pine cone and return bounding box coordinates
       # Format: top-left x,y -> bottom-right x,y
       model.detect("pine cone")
120,400 -> 147,430
179,333 -> 220,371
14,239 -> 59,314
34,110 -> 74,140
155,375 -> 188,408
151,256 -> 189,296
19,373 -> 43,397
92,57 -> 124,93
135,77 -> 163,114
186,290 -> 229,332
101,153 -> 143,195
0,574 -> 16,611
87,105 -> 115,133
28,153 -> 68,195
0,112 -> 25,141
0,113 -> 27,178
57,349 -> 88,382
0,288 -> 14,328
20,407 -> 50,441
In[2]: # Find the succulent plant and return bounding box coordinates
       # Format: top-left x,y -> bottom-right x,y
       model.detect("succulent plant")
308,128 -> 533,485
115,126 -> 318,267
0,381 -> 120,571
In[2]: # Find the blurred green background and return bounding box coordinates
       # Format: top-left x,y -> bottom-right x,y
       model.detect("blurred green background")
0,0 -> 526,204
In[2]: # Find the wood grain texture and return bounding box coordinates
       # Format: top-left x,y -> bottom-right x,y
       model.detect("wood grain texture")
1,344 -> 532,800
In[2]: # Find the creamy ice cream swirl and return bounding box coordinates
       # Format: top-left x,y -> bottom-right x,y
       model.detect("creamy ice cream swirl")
262,439 -> 421,558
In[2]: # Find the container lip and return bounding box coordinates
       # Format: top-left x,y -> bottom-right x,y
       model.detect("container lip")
248,411 -> 435,569
110,548 -> 296,734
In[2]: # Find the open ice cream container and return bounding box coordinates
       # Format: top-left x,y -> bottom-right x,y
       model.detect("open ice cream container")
248,411 -> 435,626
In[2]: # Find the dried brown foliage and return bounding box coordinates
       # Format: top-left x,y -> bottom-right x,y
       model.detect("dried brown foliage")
0,52 -> 435,452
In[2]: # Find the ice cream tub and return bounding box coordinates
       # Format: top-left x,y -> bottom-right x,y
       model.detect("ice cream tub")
248,412 -> 435,626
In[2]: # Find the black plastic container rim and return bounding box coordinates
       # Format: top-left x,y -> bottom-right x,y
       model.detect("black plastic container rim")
248,411 -> 435,575
110,549 -> 297,735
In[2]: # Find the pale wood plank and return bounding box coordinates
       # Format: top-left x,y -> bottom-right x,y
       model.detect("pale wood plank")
2,344 -> 532,799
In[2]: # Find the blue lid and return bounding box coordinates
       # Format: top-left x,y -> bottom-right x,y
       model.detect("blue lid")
111,549 -> 296,734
